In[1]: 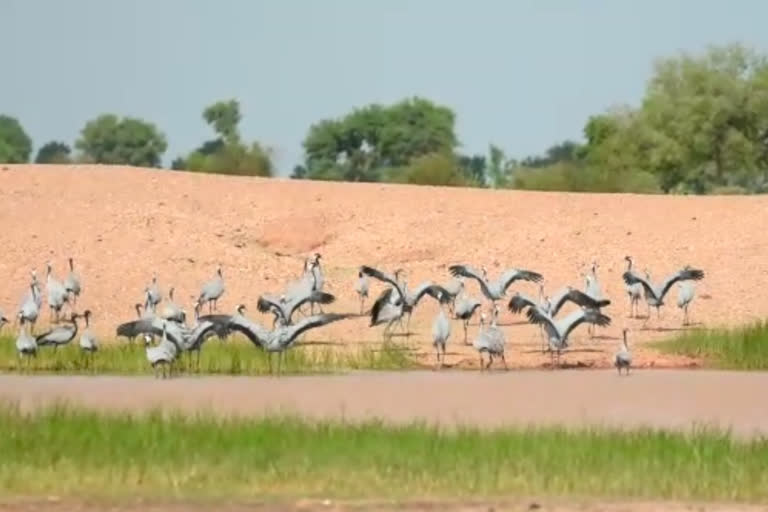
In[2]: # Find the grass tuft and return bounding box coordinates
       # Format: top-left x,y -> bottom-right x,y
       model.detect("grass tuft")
0,403 -> 767,501
0,335 -> 415,375
654,320 -> 768,370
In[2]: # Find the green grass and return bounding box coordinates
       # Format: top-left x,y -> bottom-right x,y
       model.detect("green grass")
0,403 -> 767,502
654,320 -> 768,370
0,336 -> 416,375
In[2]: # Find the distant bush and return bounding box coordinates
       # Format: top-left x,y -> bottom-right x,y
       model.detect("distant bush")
35,141 -> 72,164
0,115 -> 32,163
512,162 -> 661,193
399,152 -> 467,187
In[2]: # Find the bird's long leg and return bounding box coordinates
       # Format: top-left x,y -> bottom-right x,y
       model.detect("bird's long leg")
267,352 -> 273,375
405,311 -> 412,336
486,355 -> 494,370
501,353 -> 508,371
478,353 -> 484,371
441,344 -> 447,368
463,320 -> 469,345
277,351 -> 283,377
196,349 -> 202,372
434,346 -> 440,369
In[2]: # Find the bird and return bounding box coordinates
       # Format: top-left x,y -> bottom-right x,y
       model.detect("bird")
440,276 -> 465,314
623,256 -> 643,318
622,263 -> 705,322
175,318 -> 221,372
524,305 -> 612,367
615,327 -> 632,375
79,309 -> 98,368
197,265 -> 225,313
36,312 -> 80,351
676,281 -> 696,326
15,315 -> 37,370
431,291 -> 452,368
355,270 -> 370,314
45,261 -> 70,323
582,263 -> 607,337
63,257 -> 82,306
360,265 -> 450,337
145,321 -> 179,379
18,282 -> 40,334
309,253 -> 325,314
195,303 -> 249,342
368,287 -> 407,341
0,310 -> 8,331
145,273 -> 163,310
509,284 -> 610,351
257,289 -> 336,326
226,312 -> 353,375
448,264 -> 543,307
161,286 -> 186,324
473,304 -> 507,371
453,293 -> 482,345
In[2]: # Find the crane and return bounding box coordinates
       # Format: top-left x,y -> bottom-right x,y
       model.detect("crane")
622,262 -> 705,322
448,264 -> 543,307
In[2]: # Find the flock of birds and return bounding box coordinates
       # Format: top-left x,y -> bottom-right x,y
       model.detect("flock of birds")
2,253 -> 705,377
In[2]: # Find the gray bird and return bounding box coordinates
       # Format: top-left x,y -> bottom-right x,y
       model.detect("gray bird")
440,276 -> 465,314
195,303 -> 249,342
676,281 -> 696,326
582,262 -> 607,337
473,304 -> 507,371
524,305 -> 611,367
63,257 -> 82,306
431,291 -> 452,368
448,264 -> 543,307
15,315 -> 37,370
623,256 -> 643,318
197,265 -> 225,313
360,265 -> 450,335
257,289 -> 336,326
355,270 -> 370,314
226,312 -> 353,376
145,273 -> 163,310
79,309 -> 98,369
615,327 -> 632,375
36,312 -> 80,350
161,286 -> 186,324
622,263 -> 705,322
145,322 -> 179,379
309,253 -> 325,314
453,292 -> 482,345
45,261 -> 69,323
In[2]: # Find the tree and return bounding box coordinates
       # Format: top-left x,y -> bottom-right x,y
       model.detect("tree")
521,140 -> 583,168
299,97 -> 458,181
486,144 -> 517,188
0,115 -> 32,163
35,141 -> 71,164
457,154 -> 486,185
75,114 -> 167,167
174,100 -> 273,177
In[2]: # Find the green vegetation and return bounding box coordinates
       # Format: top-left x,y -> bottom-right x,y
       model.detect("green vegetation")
655,320 -> 768,370
0,336 -> 415,375
171,99 -> 274,177
35,140 -> 72,164
5,42 -> 768,193
0,114 -> 32,163
1,404 -> 767,501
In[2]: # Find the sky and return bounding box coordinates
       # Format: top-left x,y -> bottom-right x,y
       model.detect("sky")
3,0 -> 768,175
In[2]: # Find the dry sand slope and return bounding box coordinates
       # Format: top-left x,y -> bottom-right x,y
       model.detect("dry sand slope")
1,164 -> 766,369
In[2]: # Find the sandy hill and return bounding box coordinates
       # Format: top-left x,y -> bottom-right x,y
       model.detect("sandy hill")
1,164 -> 765,368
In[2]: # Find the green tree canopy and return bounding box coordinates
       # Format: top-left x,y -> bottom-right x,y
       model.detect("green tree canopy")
174,100 -> 273,177
35,141 -> 72,164
300,97 -> 458,181
0,115 -> 32,163
75,114 -> 167,167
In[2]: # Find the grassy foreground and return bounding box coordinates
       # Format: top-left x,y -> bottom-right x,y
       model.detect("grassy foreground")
0,335 -> 415,375
655,320 -> 768,370
1,404 -> 768,502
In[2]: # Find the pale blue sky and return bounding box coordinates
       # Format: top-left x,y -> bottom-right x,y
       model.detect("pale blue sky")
2,0 -> 767,175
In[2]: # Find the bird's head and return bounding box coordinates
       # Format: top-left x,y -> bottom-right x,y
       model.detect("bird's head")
314,252 -> 322,262
217,265 -> 223,277
236,303 -> 247,315
83,309 -> 92,319
68,256 -> 74,267
46,261 -> 52,273
168,286 -> 175,298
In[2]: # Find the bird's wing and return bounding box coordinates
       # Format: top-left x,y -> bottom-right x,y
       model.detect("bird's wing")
116,319 -> 162,339
448,265 -> 492,298
370,288 -> 397,326
282,313 -> 353,344
257,294 -> 286,319
621,271 -> 657,300
359,265 -> 405,298
547,287 -> 572,316
552,288 -> 610,316
558,309 -> 611,341
524,305 -> 558,334
188,321 -> 219,348
498,268 -> 544,293
409,282 -> 450,305
658,267 -> 705,301
227,316 -> 270,348
507,292 -> 537,314
286,291 -> 336,320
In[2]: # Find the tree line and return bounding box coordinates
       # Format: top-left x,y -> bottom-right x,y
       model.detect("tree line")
3,42 -> 768,194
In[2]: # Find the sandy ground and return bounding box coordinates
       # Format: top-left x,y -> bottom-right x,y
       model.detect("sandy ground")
1,164 -> 766,369
2,370 -> 767,438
